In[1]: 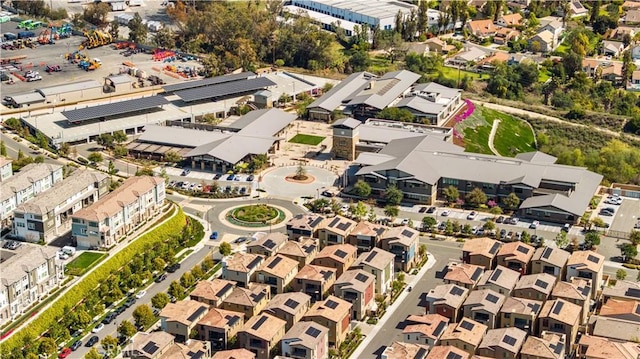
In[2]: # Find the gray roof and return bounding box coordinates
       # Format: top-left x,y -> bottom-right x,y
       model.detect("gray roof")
515,151 -> 558,164
138,124 -> 228,148
591,316 -> 640,341
37,80 -> 102,96
15,170 -> 108,215
413,82 -> 462,98
282,321 -> 329,350
355,136 -> 602,216
174,77 -> 276,103
455,47 -> 487,62
307,72 -> 376,112
106,74 -> 133,85
264,292 -> 311,316
162,71 -> 256,93
394,96 -> 446,115
0,244 -> 58,285
9,92 -> 46,105
335,269 -> 374,293
332,117 -> 361,129
229,108 -> 297,135
478,265 -> 521,293
479,327 -> 527,353
602,280 -> 640,301
358,119 -> 451,144
354,247 -> 395,270
0,163 -> 62,202
463,288 -> 506,314
532,246 -> 570,268
345,70 -> 421,110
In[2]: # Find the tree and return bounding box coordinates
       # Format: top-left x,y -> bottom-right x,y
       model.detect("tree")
465,187 -> 488,208
419,244 -> 427,258
353,180 -> 372,198
385,185 -> 403,206
591,217 -> 606,229
422,216 -> 437,231
295,162 -> 307,180
367,207 -> 377,222
191,265 -> 205,280
219,241 -> 232,256
555,231 -> 569,249
83,2 -> 110,27
180,271 -> 195,288
85,348 -> 102,359
521,230 -> 531,244
133,304 -> 155,329
101,335 -> 118,356
128,13 -> 148,43
630,230 -> 640,246
503,193 -> 520,211
109,20 -> 120,40
154,27 -> 176,49
88,152 -> 104,166
112,130 -> 127,144
353,202 -> 368,221
620,243 -> 638,261
168,280 -> 185,299
118,320 -> 137,338
483,220 -> 496,230
384,205 -> 399,219
584,231 -> 601,248
616,269 -> 627,280
0,141 -> 6,156
37,337 -> 56,356
377,107 -> 415,122
163,151 -> 182,163
108,160 -> 117,175
622,50 -> 635,88
443,186 -> 459,203
151,292 -> 170,310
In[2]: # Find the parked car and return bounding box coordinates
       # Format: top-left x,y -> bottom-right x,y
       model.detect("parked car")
246,175 -> 254,181
438,222 -> 447,231
92,323 -> 104,333
70,340 -> 82,351
418,206 -> 427,213
213,174 -> 222,180
562,223 -> 571,232
599,209 -> 614,216
240,187 -> 247,195
227,174 -> 235,181
86,336 -> 99,347
401,218 -> 410,226
135,290 -> 147,299
115,306 -> 126,315
167,263 -> 181,273
499,229 -> 507,240
529,220 -> 539,229
59,348 -> 72,358
508,217 -> 520,225
155,274 -> 167,283
210,231 -> 218,240
181,168 -> 190,176
234,237 -> 250,244
496,216 -> 505,223
467,211 -> 477,220
124,297 -> 136,308
441,209 -> 451,217
427,206 -> 437,214
102,313 -> 116,324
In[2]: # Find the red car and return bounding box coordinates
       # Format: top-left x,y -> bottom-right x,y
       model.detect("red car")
58,348 -> 72,358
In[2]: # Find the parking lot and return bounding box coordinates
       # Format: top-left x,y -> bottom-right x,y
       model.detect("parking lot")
165,166 -> 257,196
597,195 -> 640,232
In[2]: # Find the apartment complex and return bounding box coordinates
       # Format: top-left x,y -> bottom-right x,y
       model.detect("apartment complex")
71,176 -> 165,249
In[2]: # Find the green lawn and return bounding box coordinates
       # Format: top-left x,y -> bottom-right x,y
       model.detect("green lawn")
65,251 -> 106,276
289,134 -> 326,146
456,107 -> 536,157
439,66 -> 483,81
538,70 -> 551,83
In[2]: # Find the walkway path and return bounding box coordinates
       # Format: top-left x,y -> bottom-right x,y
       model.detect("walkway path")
487,119 -> 501,156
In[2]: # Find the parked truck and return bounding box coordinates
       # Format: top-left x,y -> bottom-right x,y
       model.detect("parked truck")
17,31 -> 36,39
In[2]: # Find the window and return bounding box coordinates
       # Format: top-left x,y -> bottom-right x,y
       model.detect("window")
504,313 -> 511,319
16,222 -> 25,228
27,222 -> 35,230
80,228 -> 87,235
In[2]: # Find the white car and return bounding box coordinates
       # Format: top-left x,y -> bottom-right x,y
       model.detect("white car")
441,209 -> 451,217
401,218 -> 410,226
467,211 -> 478,220
92,323 -> 105,333
340,205 -> 350,213
135,290 -> 147,299
529,220 -> 539,229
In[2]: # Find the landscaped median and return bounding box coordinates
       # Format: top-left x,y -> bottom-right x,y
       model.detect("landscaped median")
0,205 -> 186,356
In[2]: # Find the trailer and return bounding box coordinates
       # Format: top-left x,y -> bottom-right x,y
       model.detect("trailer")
17,31 -> 35,39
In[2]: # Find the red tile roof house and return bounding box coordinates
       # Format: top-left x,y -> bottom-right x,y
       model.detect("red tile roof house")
520,332 -> 566,359
333,269 -> 375,321
537,299 -> 582,350
195,307 -> 245,350
281,321 -> 329,359
262,292 -> 312,331
551,277 -> 591,324
190,279 -> 237,307
237,312 -> 287,359
444,262 -> 485,290
499,297 -> 543,334
346,220 -> 387,253
277,236 -> 318,270
402,313 -> 450,346
530,246 -> 570,279
312,244 -> 358,278
425,284 -> 469,322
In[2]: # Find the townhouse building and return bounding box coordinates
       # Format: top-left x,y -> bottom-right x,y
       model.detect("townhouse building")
352,248 -> 395,296
302,296 -> 352,347
333,269 -> 375,321
238,313 -> 287,359
256,255 -> 299,295
292,265 -> 336,302
196,307 -> 244,350
379,225 -> 420,272
223,253 -> 265,288
263,292 -> 312,331
159,299 -> 210,343
281,321 -> 329,359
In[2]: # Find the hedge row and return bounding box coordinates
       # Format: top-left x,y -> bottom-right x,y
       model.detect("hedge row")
0,207 -> 185,354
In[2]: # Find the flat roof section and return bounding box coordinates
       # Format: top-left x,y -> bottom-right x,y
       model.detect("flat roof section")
162,71 -> 256,93
8,92 -> 46,106
62,96 -> 169,123
175,77 -> 277,103
37,80 -> 102,97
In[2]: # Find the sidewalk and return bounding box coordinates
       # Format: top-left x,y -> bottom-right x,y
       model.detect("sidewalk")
349,253 -> 436,359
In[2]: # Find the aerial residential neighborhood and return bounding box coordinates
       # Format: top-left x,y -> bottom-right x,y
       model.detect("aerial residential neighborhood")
0,0 -> 639,359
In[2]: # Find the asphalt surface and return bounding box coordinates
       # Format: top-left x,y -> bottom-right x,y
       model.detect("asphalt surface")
69,245 -> 214,359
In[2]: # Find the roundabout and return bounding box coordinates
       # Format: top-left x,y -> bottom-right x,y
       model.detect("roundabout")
259,165 -> 338,198
226,204 -> 286,228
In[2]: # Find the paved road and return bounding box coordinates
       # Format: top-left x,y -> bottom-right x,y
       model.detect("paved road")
70,245 -> 214,359
0,131 -> 63,167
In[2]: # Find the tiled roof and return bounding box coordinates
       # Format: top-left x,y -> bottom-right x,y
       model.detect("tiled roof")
539,299 -> 581,325
440,318 -> 487,347
567,250 -> 604,273
444,262 -> 485,286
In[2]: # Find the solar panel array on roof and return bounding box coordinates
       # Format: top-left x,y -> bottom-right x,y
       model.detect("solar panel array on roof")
325,299 -> 339,309
306,326 -> 322,338
587,254 -> 600,263
251,291 -> 266,303
225,314 -> 240,327
527,302 -> 541,313
516,245 -> 529,254
263,239 -> 276,249
459,320 -> 475,330
446,352 -> 462,359
579,284 -> 590,297
162,71 -> 255,93
375,227 -> 387,236
187,306 -> 208,322
304,244 -> 316,254
401,229 -> 414,237
309,216 -> 324,227
188,351 -> 205,359
217,283 -> 234,298
471,267 -> 483,281
627,288 -> 640,299
336,222 -> 351,231
142,342 -> 160,354
490,268 -> 503,282
489,242 -> 500,255
251,315 -> 268,330
267,256 -> 282,269
635,304 -> 640,315
328,217 -> 341,228
552,301 -> 564,315
365,251 -> 378,263
247,256 -> 262,270
284,298 -> 299,309
355,273 -> 369,282
450,286 -> 465,296
551,342 -> 564,355
416,347 -> 428,358
335,249 -> 348,259
62,96 -> 169,123
502,335 -> 517,346
322,270 -> 334,280
175,77 -> 276,102
535,279 -> 549,289
541,247 -> 553,260
433,321 -> 447,337
486,293 -> 500,304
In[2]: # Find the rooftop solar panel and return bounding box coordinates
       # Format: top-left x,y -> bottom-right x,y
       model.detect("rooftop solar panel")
142,342 -> 160,354
535,279 -> 549,289
365,251 -> 378,263
309,216 -> 324,227
216,283 -> 234,298
267,256 -> 282,269
251,315 -> 268,330
587,254 -> 600,263
335,249 -> 348,259
284,298 -> 299,309
62,96 -> 169,123
552,342 -> 564,355
433,321 -> 447,337
325,299 -> 339,309
336,222 -> 351,231
490,269 -> 503,282
306,326 -> 322,338
175,77 -> 276,102
579,284 -> 590,296
552,301 -> 564,315
328,217 -> 341,228
187,306 -> 208,322
263,239 -> 276,249
489,242 -> 500,255
502,335 -> 517,346
188,351 -> 205,359
162,71 -> 255,93
486,293 -> 500,304
446,352 -> 462,359
225,315 -> 240,327
401,229 -> 414,237
471,267 -> 483,281
355,273 -> 369,282
627,288 -> 640,298
541,247 -> 553,260
516,245 -> 530,254
252,291 -> 266,303
528,303 -> 541,313
635,304 -> 640,315
304,244 -> 316,254
375,227 -> 387,235
459,320 -> 475,330
450,286 -> 465,296
322,270 -> 334,280
247,256 -> 262,270
416,347 -> 428,358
